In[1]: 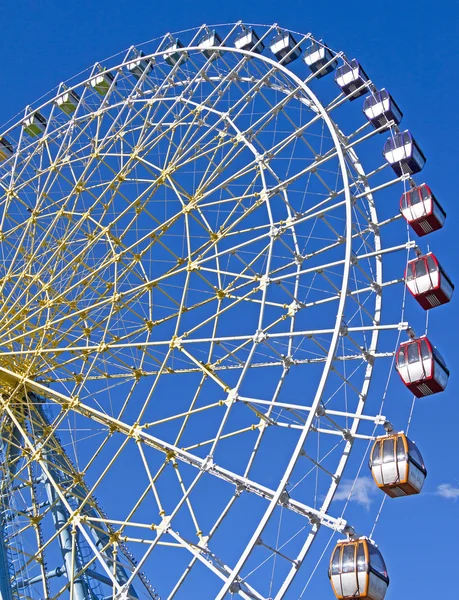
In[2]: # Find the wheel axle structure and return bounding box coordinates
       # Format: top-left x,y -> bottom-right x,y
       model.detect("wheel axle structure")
0,22 -> 449,600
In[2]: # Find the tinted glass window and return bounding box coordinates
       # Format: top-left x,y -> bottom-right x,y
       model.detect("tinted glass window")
408,440 -> 425,469
397,436 -> 406,461
407,343 -> 420,364
433,348 -> 447,370
415,260 -> 427,278
427,255 -> 437,273
331,546 -> 341,575
364,95 -> 375,109
383,438 -> 394,464
386,138 -> 395,151
420,340 -> 431,360
342,544 -> 355,574
401,192 -> 409,209
406,263 -> 415,281
357,543 -> 367,572
371,441 -> 382,466
420,185 -> 431,201
410,189 -> 421,206
369,544 -> 388,578
397,348 -> 406,366
272,33 -> 286,45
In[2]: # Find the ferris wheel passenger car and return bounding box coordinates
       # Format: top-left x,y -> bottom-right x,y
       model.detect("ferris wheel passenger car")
396,336 -> 449,397
0,138 -> 13,161
334,59 -> 369,100
400,183 -> 446,236
198,30 -> 224,60
329,538 -> 389,600
269,31 -> 301,64
23,112 -> 47,137
127,51 -> 153,80
55,89 -> 81,115
303,40 -> 337,78
370,433 -> 426,498
383,130 -> 426,177
406,253 -> 454,310
234,27 -> 264,53
163,38 -> 186,66
363,89 -> 402,131
90,71 -> 116,97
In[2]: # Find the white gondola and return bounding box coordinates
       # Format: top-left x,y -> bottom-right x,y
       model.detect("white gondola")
234,27 -> 264,54
163,38 -> 186,67
383,130 -> 426,177
127,51 -> 153,80
363,89 -> 402,131
23,112 -> 47,137
198,30 -> 224,60
406,253 -> 454,310
269,31 -> 301,65
370,432 -> 427,498
329,538 -> 389,599
90,71 -> 116,97
55,90 -> 81,115
303,40 -> 337,78
396,336 -> 449,397
334,59 -> 369,100
400,183 -> 446,236
0,138 -> 13,162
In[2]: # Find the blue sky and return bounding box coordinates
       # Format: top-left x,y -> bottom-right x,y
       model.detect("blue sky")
1,1 -> 458,598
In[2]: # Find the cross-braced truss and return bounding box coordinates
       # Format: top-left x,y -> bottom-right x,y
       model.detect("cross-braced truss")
0,23 -> 415,599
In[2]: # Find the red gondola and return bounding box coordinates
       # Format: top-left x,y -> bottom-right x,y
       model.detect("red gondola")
369,432 -> 426,498
405,253 -> 454,310
396,336 -> 449,397
329,538 -> 389,599
400,183 -> 446,236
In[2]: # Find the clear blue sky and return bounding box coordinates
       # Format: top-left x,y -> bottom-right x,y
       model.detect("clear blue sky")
1,1 -> 458,598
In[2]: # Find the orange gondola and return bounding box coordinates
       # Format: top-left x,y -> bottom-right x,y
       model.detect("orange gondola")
370,432 -> 426,498
329,538 -> 389,599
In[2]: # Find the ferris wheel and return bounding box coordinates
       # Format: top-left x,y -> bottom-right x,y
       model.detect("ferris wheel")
0,22 -> 452,600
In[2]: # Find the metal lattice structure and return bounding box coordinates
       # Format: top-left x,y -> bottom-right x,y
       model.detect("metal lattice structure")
0,22 -> 433,599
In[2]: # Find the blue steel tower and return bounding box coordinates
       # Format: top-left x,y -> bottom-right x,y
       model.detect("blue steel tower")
0,391 -> 158,599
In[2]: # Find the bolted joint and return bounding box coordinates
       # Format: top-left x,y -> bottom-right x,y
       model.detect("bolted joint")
316,404 -> 326,418
279,490 -> 290,506
201,455 -> 214,472
229,581 -> 241,594
253,329 -> 267,344
282,354 -> 294,368
342,429 -> 353,441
